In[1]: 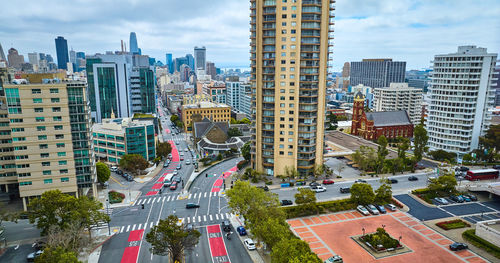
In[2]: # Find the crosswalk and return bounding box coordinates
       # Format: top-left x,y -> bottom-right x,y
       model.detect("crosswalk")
132,192 -> 224,206
117,213 -> 233,233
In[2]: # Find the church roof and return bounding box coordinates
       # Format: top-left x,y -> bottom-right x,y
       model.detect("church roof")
365,110 -> 412,127
193,119 -> 229,139
354,91 -> 365,100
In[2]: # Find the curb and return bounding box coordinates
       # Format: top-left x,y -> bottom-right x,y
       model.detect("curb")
407,192 -> 438,208
186,156 -> 240,192
89,232 -> 116,254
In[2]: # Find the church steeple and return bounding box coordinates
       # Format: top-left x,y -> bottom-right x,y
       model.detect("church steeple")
351,92 -> 365,135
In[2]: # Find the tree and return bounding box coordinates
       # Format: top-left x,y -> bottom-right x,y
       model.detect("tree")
413,123 -> 429,163
429,150 -> 456,163
146,215 -> 201,262
251,217 -> 289,251
326,112 -> 338,130
376,136 -> 389,174
352,146 -> 377,172
227,127 -> 243,137
241,142 -> 251,161
271,238 -> 320,263
45,223 -> 90,256
289,253 -> 323,263
438,174 -> 457,193
96,162 -> 110,184
397,137 -> 410,160
156,142 -> 172,159
294,188 -> 317,212
284,166 -> 300,181
336,163 -> 345,177
119,154 -> 149,175
462,153 -> 474,163
375,180 -> 392,204
476,124 -> 500,162
240,118 -> 251,124
350,183 -> 375,205
35,246 -> 80,263
313,164 -> 325,179
170,115 -> 179,122
75,196 -> 110,238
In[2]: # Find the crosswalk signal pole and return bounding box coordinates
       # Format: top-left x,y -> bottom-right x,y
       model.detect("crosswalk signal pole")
106,199 -> 111,235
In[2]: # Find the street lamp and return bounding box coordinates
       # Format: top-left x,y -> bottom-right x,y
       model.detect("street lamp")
362,227 -> 365,236
105,198 -> 111,235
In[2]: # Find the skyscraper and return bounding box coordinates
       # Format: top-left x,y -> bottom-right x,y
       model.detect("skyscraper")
7,48 -> 24,69
0,42 -> 6,61
350,59 -> 406,88
194,46 -> 206,70
69,49 -> 76,64
28,52 -> 39,68
206,61 -> 216,79
129,32 -> 139,54
251,0 -> 334,176
55,36 -> 69,70
186,54 -> 195,70
426,46 -> 497,156
166,53 -> 173,73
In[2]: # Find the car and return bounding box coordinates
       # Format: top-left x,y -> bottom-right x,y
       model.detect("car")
312,186 -> 326,193
385,204 -> 397,211
309,182 -> 320,187
163,161 -> 170,167
122,173 -> 129,178
27,250 -> 43,262
460,195 -> 471,202
126,175 -> 134,182
167,153 -> 172,159
366,205 -> 379,215
175,141 -> 179,145
322,179 -> 334,185
221,220 -> 231,232
174,177 -> 182,183
324,255 -> 343,263
173,170 -> 178,176
355,179 -> 367,183
186,224 -> 194,231
180,157 -> 184,161
177,164 -> 182,170
434,197 -> 449,205
408,176 -> 418,181
455,166 -> 469,172
387,178 -> 398,184
280,200 -> 293,206
186,160 -> 191,165
163,180 -> 172,187
244,238 -> 256,250
450,195 -> 464,203
257,186 -> 269,191
180,153 -> 185,157
493,165 -> 500,170
464,194 -> 477,201
170,181 -> 178,190
32,240 -> 46,251
449,242 -> 468,251
186,203 -> 200,209
185,149 -> 189,152
339,187 -> 350,193
375,204 -> 386,214
237,226 -> 247,236
110,166 -> 118,172
116,169 -> 123,175
357,205 -> 370,216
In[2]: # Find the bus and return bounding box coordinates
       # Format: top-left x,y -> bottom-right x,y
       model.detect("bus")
465,169 -> 499,181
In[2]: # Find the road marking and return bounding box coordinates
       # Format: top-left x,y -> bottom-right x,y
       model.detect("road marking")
157,198 -> 161,203
153,197 -> 157,203
156,220 -> 159,225
199,216 -> 202,222
132,199 -> 137,206
204,192 -> 207,198
209,214 -> 213,221
166,196 -> 170,202
215,214 -> 219,220
187,217 -> 190,224
192,217 -> 196,223
109,174 -> 125,187
162,196 -> 166,202
203,215 -> 207,222
126,225 -> 130,232
146,199 -> 151,204
120,226 -> 124,233
138,223 -> 142,230
150,222 -> 154,228
226,213 -> 230,219
132,224 -> 136,231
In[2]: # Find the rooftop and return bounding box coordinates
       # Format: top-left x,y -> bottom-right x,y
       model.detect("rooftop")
183,101 -> 230,109
92,118 -> 154,135
366,110 -> 412,126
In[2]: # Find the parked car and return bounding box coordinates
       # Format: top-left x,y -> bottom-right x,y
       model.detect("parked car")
357,205 -> 370,216
435,197 -> 449,205
460,195 -> 471,202
110,166 -> 118,172
177,164 -> 182,170
244,238 -> 256,250
339,187 -> 350,193
355,179 -> 367,183
324,255 -> 343,263
163,180 -> 172,187
221,220 -> 231,232
175,141 -> 179,145
450,195 -> 464,203
322,179 -> 334,185
185,149 -> 189,152
309,182 -> 320,187
455,166 -> 470,172
237,226 -> 247,236
408,176 -> 418,181
173,170 -> 178,176
163,161 -> 169,167
464,194 -> 477,201
126,175 -> 134,182
493,165 -> 500,170
366,205 -> 380,215
449,242 -> 468,251
385,204 -> 397,211
387,178 -> 398,184
122,173 -> 129,178
27,250 -> 43,262
170,181 -> 178,190
186,203 -> 200,209
116,169 -> 123,175
375,204 -> 387,214
280,200 -> 293,206
312,186 -> 326,193
257,186 -> 269,191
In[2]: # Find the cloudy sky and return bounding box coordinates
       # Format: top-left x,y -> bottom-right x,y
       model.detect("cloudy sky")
0,0 -> 498,71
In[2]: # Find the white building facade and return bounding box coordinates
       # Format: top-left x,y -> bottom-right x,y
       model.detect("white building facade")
426,46 -> 498,156
373,83 -> 423,124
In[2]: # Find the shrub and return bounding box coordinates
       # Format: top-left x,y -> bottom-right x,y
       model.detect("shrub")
391,198 -> 404,208
108,190 -> 125,204
462,229 -> 500,259
436,219 -> 470,230
237,160 -> 248,170
265,181 -> 272,185
281,198 -> 355,219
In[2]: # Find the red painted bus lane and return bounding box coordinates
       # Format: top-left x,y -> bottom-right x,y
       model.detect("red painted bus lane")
206,225 -> 231,263
120,229 -> 144,263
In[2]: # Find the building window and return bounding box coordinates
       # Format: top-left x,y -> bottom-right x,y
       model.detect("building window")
51,98 -> 60,103
35,117 -> 45,122
279,151 -> 284,155
39,144 -> 48,149
13,137 -> 26,141
50,88 -> 59,94
43,178 -> 53,183
55,134 -> 64,139
42,162 -> 50,167
53,116 -> 62,121
56,143 -> 65,148
288,152 -> 293,156
58,160 -> 67,165
34,108 -> 44,113
37,126 -> 46,131
11,128 -> 24,132
61,177 -> 69,182
52,107 -> 61,112
38,135 -> 47,140
31,89 -> 41,94
33,98 -> 43,104
60,169 -> 68,174
10,119 -> 23,123
54,125 -> 63,130
41,153 -> 49,158
57,152 -> 66,157
19,181 -> 32,186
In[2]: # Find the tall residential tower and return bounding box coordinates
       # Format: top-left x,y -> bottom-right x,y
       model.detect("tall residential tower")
251,0 -> 334,176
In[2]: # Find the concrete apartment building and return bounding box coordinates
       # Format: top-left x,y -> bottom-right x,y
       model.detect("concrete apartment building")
181,95 -> 231,133
250,0 -> 334,176
92,118 -> 156,164
426,46 -> 498,156
373,83 -> 423,124
350,59 -> 406,89
0,80 -> 95,210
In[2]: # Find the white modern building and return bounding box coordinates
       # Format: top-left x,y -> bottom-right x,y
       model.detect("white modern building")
426,46 -> 498,156
373,83 -> 423,124
226,81 -> 252,117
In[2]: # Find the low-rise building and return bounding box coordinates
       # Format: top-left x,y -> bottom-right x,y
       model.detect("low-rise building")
92,118 -> 156,164
181,96 -> 231,133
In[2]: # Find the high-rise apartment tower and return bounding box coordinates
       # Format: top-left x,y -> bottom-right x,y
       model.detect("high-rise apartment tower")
251,0 -> 334,176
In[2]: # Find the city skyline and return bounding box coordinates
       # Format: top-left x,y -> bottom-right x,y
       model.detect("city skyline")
0,0 -> 498,71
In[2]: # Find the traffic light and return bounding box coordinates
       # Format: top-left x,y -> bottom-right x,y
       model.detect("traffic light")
141,204 -> 145,209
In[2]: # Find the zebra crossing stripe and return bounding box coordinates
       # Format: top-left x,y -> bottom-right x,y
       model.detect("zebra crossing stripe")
226,213 -> 230,219
157,198 -> 161,203
203,215 -> 207,221
162,196 -> 166,202
209,214 -> 213,221
166,196 -> 170,202
138,223 -> 142,230
132,224 -> 136,231
120,226 -> 124,233
150,222 -> 154,228
126,225 -> 130,232
204,192 -> 207,198
187,217 -> 190,224
215,214 -> 219,220
198,216 -> 201,222
192,217 -> 196,223
188,194 -> 192,199
146,199 -> 151,204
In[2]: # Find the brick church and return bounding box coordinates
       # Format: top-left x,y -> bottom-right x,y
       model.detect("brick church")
351,92 -> 414,140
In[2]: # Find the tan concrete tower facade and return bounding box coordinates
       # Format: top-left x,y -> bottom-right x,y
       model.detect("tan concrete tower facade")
250,0 -> 334,176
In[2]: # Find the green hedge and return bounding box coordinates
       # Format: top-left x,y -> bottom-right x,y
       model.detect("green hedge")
281,198 -> 355,219
462,229 -> 500,259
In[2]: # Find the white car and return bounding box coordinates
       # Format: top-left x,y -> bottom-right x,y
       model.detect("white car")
244,238 -> 256,250
312,186 -> 326,193
436,197 -> 449,205
357,205 -> 370,216
110,166 -> 118,172
385,204 -> 397,211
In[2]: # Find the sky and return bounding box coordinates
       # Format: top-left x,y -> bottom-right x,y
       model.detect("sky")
0,0 -> 499,71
